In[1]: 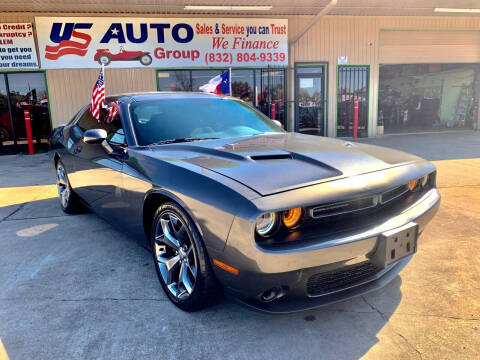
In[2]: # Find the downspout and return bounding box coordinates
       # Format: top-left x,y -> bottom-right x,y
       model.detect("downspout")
287,0 -> 338,132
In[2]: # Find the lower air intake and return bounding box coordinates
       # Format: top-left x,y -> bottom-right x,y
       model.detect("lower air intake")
306,261 -> 381,296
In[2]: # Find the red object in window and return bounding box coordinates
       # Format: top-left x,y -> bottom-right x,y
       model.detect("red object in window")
24,109 -> 34,155
271,103 -> 276,120
353,98 -> 359,139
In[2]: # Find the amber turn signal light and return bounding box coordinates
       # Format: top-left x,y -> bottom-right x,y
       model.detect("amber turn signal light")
282,207 -> 304,229
408,179 -> 418,191
213,259 -> 239,275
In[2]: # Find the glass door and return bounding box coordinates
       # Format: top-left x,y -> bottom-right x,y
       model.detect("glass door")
295,65 -> 326,136
6,72 -> 51,153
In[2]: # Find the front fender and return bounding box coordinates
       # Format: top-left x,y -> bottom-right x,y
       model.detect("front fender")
124,148 -> 258,251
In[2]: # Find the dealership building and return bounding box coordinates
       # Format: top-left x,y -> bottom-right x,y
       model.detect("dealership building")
1,0 -> 480,154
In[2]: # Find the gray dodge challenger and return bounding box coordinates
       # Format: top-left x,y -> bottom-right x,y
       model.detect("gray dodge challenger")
50,92 -> 440,312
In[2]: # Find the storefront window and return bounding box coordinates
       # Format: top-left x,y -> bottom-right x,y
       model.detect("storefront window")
257,69 -> 286,126
336,66 -> 369,138
0,72 -> 51,154
231,69 -> 255,106
156,68 -> 287,128
157,71 -> 191,91
191,70 -> 227,92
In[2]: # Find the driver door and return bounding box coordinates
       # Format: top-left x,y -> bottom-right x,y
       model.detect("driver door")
71,107 -> 128,220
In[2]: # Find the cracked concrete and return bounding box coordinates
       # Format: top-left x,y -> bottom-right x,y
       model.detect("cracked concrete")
0,132 -> 479,359
362,296 -> 423,359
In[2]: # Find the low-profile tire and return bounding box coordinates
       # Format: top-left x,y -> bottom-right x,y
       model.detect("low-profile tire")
55,160 -> 81,214
151,202 -> 220,311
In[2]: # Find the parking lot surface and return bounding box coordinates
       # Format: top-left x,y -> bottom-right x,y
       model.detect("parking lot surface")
0,131 -> 479,360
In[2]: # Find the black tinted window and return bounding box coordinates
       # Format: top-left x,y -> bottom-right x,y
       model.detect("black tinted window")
130,97 -> 284,146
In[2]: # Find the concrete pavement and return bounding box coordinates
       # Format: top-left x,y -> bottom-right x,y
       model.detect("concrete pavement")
0,132 -> 479,359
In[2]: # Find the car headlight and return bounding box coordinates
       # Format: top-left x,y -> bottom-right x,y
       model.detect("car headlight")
255,212 -> 278,237
409,173 -> 431,192
282,207 -> 304,229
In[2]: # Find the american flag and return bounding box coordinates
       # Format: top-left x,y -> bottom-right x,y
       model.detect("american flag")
105,100 -> 120,124
90,66 -> 105,120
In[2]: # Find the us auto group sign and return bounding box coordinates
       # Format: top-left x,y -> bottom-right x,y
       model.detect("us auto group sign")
35,17 -> 288,69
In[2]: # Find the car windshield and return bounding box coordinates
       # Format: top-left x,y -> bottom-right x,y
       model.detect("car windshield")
129,97 -> 285,145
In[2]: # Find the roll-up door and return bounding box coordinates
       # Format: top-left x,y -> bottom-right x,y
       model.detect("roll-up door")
379,30 -> 480,64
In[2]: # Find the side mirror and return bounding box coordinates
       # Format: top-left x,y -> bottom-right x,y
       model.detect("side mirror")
272,119 -> 283,128
83,129 -> 107,144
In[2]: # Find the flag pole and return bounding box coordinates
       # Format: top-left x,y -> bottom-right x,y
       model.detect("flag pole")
102,63 -> 105,99
229,67 -> 232,95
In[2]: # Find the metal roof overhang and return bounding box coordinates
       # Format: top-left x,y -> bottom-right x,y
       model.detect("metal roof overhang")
1,0 -> 480,17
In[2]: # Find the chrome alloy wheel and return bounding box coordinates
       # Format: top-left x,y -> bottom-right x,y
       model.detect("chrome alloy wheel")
56,164 -> 70,208
154,212 -> 198,300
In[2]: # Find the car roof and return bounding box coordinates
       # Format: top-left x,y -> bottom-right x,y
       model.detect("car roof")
106,91 -> 232,103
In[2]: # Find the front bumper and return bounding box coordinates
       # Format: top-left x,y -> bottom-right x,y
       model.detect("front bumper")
210,188 -> 440,313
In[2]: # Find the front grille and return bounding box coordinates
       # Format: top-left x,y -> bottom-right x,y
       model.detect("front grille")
306,261 -> 381,296
310,196 -> 377,219
309,184 -> 409,220
381,184 -> 409,204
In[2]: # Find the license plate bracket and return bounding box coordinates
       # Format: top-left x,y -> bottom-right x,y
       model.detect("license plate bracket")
371,222 -> 418,268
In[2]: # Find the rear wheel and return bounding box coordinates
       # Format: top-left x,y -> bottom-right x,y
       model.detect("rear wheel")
56,160 -> 80,214
151,202 -> 220,311
98,54 -> 111,66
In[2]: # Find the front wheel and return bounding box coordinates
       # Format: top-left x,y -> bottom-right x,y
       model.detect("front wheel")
139,54 -> 152,66
151,202 -> 220,311
56,160 -> 81,214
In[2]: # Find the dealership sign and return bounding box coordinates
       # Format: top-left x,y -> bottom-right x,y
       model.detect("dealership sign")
0,23 -> 39,69
35,17 -> 288,69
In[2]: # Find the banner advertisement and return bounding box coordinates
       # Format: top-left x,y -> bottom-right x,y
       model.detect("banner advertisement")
0,23 -> 39,69
35,17 -> 288,69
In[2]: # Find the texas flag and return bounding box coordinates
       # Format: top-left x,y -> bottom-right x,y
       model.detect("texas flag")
199,69 -> 231,95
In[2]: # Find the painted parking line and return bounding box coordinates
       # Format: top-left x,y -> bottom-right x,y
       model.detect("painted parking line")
0,339 -> 9,360
0,184 -> 57,208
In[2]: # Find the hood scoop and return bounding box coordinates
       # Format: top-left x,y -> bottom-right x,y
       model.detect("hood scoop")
249,154 -> 292,161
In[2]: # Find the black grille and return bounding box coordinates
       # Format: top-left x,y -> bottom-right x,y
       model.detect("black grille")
381,184 -> 409,204
306,261 -> 381,296
310,196 -> 376,219
309,184 -> 409,220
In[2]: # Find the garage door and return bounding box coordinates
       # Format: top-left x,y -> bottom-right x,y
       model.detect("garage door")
379,30 -> 480,64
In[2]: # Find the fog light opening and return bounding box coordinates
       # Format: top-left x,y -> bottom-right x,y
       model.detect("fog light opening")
259,286 -> 287,302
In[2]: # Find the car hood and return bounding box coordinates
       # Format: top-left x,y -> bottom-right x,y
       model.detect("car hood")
149,133 -> 422,196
